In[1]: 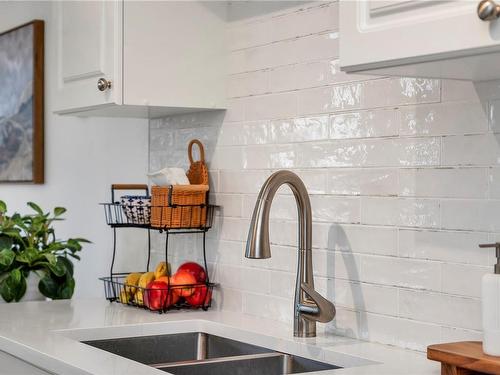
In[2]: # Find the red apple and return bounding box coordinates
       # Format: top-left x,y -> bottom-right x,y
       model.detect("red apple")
177,262 -> 207,283
165,289 -> 180,307
144,280 -> 168,311
185,285 -> 212,307
170,270 -> 197,297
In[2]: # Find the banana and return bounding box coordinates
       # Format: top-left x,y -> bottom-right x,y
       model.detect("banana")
154,261 -> 171,279
136,272 -> 155,305
119,289 -> 131,304
124,272 -> 142,295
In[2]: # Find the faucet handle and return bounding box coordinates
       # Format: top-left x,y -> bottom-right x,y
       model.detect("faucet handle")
299,282 -> 336,323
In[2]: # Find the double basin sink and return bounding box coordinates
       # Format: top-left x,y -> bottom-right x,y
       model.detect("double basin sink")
83,332 -> 340,374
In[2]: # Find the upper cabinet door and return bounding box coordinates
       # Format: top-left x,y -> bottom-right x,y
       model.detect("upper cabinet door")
54,1 -> 122,113
339,0 -> 500,81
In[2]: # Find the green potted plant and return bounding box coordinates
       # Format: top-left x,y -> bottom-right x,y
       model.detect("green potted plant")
0,201 -> 90,302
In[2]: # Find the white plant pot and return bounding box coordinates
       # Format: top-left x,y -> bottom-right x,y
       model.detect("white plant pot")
20,273 -> 45,302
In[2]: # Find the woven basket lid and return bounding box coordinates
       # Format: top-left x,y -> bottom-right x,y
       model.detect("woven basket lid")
186,139 -> 209,185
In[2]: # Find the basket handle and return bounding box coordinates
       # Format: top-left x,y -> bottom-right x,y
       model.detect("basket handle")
188,139 -> 205,164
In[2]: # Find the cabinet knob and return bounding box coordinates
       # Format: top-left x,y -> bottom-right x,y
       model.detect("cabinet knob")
478,0 -> 500,20
97,78 -> 112,92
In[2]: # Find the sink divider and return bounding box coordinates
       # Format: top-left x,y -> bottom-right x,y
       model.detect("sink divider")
151,352 -> 286,370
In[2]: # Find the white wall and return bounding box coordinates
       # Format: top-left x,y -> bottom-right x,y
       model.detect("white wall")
0,2 -> 149,298
149,1 -> 500,352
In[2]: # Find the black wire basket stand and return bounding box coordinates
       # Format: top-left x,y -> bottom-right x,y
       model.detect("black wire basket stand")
99,184 -> 218,313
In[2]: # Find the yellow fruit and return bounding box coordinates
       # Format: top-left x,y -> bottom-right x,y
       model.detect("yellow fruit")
119,289 -> 131,304
136,272 -> 155,305
138,272 -> 155,288
154,262 -> 171,279
135,290 -> 144,305
124,272 -> 142,295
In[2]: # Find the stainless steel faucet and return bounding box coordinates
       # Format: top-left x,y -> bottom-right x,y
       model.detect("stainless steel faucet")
245,170 -> 336,337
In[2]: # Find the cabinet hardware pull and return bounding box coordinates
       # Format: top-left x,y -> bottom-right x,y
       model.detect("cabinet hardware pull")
478,0 -> 500,20
97,78 -> 112,91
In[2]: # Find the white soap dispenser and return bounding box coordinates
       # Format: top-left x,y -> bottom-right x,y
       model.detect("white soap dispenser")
479,242 -> 500,356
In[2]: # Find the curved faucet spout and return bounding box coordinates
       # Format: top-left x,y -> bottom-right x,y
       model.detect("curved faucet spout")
245,170 -> 311,259
245,170 -> 335,337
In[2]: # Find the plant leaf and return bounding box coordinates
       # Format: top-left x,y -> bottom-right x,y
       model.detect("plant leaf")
38,274 -> 59,299
16,248 -> 39,265
47,257 -> 66,277
27,202 -> 43,215
0,278 -> 15,302
72,238 -> 92,244
67,253 -> 80,261
0,236 -> 13,251
0,269 -> 23,302
66,239 -> 82,252
58,257 -> 73,276
59,275 -> 75,299
14,273 -> 26,302
0,201 -> 6,214
44,253 -> 57,266
0,249 -> 15,268
53,207 -> 66,217
10,268 -> 21,284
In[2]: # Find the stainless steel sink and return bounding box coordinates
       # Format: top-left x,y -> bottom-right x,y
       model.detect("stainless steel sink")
83,332 -> 340,374
83,332 -> 271,364
157,352 -> 339,375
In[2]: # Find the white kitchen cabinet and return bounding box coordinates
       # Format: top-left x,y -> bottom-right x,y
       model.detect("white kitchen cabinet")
54,1 -> 226,117
339,0 -> 500,81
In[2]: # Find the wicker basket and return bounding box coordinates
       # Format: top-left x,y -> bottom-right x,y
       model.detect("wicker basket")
150,139 -> 209,229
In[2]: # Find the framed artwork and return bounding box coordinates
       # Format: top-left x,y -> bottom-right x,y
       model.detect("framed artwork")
0,20 -> 44,183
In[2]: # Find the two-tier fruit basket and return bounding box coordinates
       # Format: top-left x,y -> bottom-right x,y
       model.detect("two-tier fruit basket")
99,140 -> 218,313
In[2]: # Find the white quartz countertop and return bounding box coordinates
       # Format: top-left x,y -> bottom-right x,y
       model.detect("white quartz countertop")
0,299 -> 439,375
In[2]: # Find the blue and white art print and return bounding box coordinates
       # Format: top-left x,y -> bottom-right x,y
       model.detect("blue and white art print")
0,21 -> 44,183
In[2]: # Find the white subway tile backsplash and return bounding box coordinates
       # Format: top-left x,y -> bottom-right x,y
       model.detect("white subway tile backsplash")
318,224 -> 398,256
441,263 -> 489,298
400,102 -> 488,136
270,271 -> 295,299
488,167 -> 500,198
361,255 -> 441,291
241,267 -> 271,294
329,109 -> 399,140
149,3 -> 500,353
361,197 -> 440,228
442,134 -> 500,166
399,290 -> 481,331
327,168 -> 398,196
441,199 -> 500,231
399,229 -> 491,266
210,194 -> 243,217
270,116 -> 328,143
440,327 -> 483,343
295,60 -> 335,89
245,92 -> 298,120
228,71 -> 269,98
311,195 -> 360,223
333,280 -> 398,316
298,83 -> 362,115
440,80 -> 481,103
363,78 -> 440,109
220,170 -> 271,194
218,121 -> 270,146
363,313 -> 441,352
313,251 -> 361,281
399,168 -> 488,198
271,3 -> 338,42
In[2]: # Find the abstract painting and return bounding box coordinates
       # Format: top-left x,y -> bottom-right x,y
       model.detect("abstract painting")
0,20 -> 44,183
